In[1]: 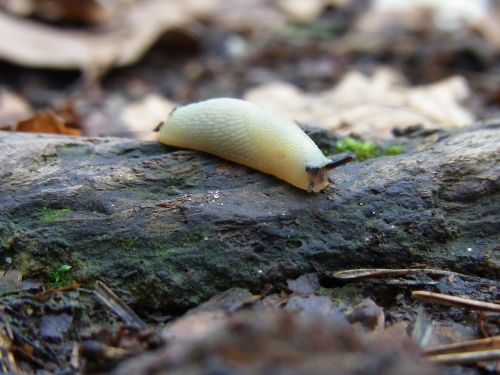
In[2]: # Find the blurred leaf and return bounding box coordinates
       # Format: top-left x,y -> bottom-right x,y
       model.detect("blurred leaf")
0,0 -> 216,77
16,111 -> 81,136
245,69 -> 474,139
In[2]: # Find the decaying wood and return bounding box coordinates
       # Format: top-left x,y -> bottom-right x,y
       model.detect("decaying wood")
0,124 -> 498,311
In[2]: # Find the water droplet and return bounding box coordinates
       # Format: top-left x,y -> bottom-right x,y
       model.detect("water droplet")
257,269 -> 263,274
359,202 -> 364,206
203,236 -> 208,240
467,247 -> 472,252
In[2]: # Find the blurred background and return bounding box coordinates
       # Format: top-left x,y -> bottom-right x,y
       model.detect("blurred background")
1,0 -> 499,139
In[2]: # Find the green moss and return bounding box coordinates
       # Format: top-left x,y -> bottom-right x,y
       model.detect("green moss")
124,237 -> 137,250
39,207 -> 71,222
382,145 -> 402,156
335,138 -> 401,161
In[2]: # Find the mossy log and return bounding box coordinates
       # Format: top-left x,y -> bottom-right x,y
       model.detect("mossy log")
0,124 -> 498,312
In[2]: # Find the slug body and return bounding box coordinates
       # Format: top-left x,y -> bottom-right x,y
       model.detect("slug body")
158,98 -> 353,192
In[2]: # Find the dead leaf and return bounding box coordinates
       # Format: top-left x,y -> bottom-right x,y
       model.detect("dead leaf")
346,297 -> 385,331
120,95 -> 176,139
162,289 -> 255,344
475,9 -> 500,51
121,309 -> 440,375
162,310 -> 227,344
276,0 -> 326,22
0,270 -> 22,295
0,90 -> 32,129
363,0 -> 490,32
0,0 -> 123,24
84,94 -> 175,140
426,321 -> 478,348
210,0 -> 285,33
284,295 -> 348,325
245,68 -> 474,138
0,0 -> 219,77
287,273 -> 320,295
16,111 -> 81,136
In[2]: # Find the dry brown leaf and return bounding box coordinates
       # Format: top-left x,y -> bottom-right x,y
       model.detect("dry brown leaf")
0,90 -> 32,128
0,0 -> 219,76
0,0 -> 123,24
16,110 -> 81,136
244,68 -> 474,138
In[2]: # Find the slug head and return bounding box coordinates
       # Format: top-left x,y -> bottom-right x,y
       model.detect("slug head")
305,155 -> 354,193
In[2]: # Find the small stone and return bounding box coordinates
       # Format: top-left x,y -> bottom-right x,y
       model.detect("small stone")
40,313 -> 73,342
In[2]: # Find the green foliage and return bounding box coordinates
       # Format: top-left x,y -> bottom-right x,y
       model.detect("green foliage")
335,138 -> 401,161
48,264 -> 72,287
39,207 -> 71,222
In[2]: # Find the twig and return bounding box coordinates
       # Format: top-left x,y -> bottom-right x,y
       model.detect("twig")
426,349 -> 500,365
412,291 -> 500,313
423,336 -> 500,355
333,268 -> 476,280
94,281 -> 147,329
36,282 -> 81,301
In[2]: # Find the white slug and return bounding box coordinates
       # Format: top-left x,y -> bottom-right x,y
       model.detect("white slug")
158,98 -> 353,192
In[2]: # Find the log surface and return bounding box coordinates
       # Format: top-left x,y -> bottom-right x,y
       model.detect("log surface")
0,125 -> 498,311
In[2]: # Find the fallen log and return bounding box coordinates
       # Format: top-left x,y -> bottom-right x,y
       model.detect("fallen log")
0,124 -> 498,312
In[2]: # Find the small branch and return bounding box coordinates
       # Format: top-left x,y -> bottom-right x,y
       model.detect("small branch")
423,336 -> 500,355
94,281 -> 147,329
333,268 -> 464,280
412,291 -> 500,313
426,349 -> 500,365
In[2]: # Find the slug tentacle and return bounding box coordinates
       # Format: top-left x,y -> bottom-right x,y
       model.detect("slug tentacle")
153,121 -> 164,132
325,155 -> 355,170
158,98 -> 354,192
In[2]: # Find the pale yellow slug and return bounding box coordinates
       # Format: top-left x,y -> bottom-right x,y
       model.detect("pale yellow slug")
158,98 -> 353,192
